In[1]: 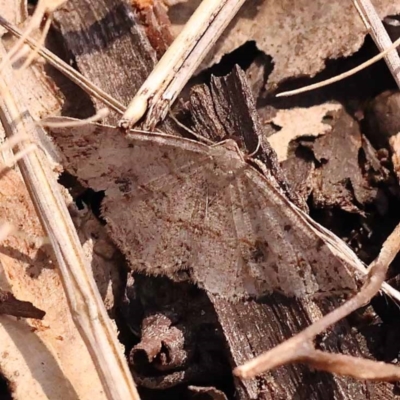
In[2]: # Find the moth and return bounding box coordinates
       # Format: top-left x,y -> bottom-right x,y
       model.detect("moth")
49,119 -> 368,300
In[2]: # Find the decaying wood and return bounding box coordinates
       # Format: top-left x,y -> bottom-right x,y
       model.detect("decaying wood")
307,107 -> 381,213
235,221 -> 400,381
124,276 -> 229,391
131,1 -> 174,58
52,0 -> 158,125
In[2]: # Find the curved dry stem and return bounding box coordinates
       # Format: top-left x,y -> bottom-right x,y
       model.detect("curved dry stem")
235,223 -> 400,380
277,35 -> 400,98
18,14 -> 53,71
0,1 -> 65,73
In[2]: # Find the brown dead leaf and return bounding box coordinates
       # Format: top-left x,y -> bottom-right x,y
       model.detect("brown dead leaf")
266,103 -> 342,162
167,0 -> 400,87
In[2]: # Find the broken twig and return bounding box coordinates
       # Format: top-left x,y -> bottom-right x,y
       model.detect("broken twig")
120,0 -> 246,130
353,0 -> 400,88
235,222 -> 400,380
277,34 -> 400,98
0,42 -> 139,400
0,289 -> 45,319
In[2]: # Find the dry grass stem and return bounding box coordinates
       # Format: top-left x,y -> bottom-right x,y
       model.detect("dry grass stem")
0,16 -> 126,114
0,0 -> 66,72
0,42 -> 140,400
120,0 -> 247,130
17,13 -> 53,71
353,0 -> 400,88
277,34 -> 400,98
235,222 -> 400,381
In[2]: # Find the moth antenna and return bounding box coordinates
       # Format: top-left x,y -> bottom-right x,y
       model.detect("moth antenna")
40,108 -> 110,128
168,111 -> 214,145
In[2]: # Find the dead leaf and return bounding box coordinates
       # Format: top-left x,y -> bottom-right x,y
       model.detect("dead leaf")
266,103 -> 342,162
167,0 -> 400,87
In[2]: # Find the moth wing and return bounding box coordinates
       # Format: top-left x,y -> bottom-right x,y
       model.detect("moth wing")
224,168 -> 359,297
51,123 -> 244,294
52,122 -> 358,299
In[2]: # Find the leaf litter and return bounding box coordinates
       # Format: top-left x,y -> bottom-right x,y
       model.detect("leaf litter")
3,0 -> 400,396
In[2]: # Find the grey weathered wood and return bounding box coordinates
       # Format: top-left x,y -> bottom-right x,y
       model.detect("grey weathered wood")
53,0 -> 157,124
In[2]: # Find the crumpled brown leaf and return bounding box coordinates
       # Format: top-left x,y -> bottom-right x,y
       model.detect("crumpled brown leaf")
167,0 -> 400,87
266,103 -> 342,162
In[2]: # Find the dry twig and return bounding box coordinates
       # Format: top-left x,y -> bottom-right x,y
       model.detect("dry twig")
0,42 -> 140,400
353,0 -> 400,88
120,0 -> 247,130
235,222 -> 400,381
0,16 -> 126,114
